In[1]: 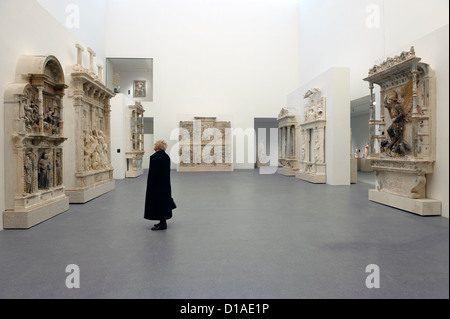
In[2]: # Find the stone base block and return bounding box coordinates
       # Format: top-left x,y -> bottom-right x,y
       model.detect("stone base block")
277,167 -> 297,177
256,160 -> 270,168
369,189 -> 441,216
126,169 -> 144,178
178,166 -> 233,172
66,180 -> 115,204
296,172 -> 326,184
3,195 -> 69,229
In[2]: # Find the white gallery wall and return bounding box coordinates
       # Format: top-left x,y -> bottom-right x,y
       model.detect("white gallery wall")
287,68 -> 351,186
297,0 -> 449,100
105,0 -> 301,169
36,0 -> 107,65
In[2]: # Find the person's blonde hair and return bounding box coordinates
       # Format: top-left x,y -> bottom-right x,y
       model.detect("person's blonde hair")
155,140 -> 168,151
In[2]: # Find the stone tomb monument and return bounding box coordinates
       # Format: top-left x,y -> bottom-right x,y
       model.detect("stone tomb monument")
3,55 -> 69,228
364,47 -> 441,216
64,44 -> 116,203
178,117 -> 232,172
277,108 -> 300,176
125,101 -> 145,178
296,89 -> 327,183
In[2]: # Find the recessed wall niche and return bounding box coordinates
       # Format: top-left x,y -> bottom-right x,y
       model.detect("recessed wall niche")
106,58 -> 153,102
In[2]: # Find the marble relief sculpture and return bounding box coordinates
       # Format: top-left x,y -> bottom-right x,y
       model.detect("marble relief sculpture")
64,44 -> 115,203
3,55 -> 69,229
125,101 -> 145,178
296,89 -> 327,183
178,117 -> 232,172
277,108 -> 300,176
364,47 -> 441,216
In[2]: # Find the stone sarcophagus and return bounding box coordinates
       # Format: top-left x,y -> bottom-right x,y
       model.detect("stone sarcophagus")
126,101 -> 145,178
64,44 -> 116,203
296,88 -> 326,183
363,47 -> 441,216
3,55 -> 69,229
178,117 -> 232,172
277,108 -> 300,176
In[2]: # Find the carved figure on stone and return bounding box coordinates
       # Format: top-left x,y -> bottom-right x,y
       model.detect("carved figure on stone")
24,153 -> 34,194
364,142 -> 369,158
55,152 -> 62,186
91,130 -> 101,170
24,92 -> 40,132
38,152 -> 51,190
98,130 -> 109,169
381,90 -> 411,157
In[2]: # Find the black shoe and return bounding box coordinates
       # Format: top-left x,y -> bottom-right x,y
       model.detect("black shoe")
151,224 -> 167,231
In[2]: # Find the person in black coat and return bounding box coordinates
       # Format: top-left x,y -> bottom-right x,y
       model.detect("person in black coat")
144,140 -> 173,230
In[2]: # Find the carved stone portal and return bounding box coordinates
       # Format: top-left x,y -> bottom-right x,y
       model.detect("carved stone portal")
3,55 -> 69,229
125,101 -> 145,178
178,117 -> 232,172
364,47 -> 441,216
296,89 -> 326,183
64,44 -> 116,203
277,108 -> 300,176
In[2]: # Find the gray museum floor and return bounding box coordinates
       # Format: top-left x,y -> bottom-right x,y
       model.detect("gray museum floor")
0,169 -> 448,299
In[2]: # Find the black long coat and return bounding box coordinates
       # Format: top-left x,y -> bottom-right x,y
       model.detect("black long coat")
144,150 -> 173,221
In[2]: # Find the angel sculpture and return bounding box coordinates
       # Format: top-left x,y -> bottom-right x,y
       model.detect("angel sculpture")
381,80 -> 413,157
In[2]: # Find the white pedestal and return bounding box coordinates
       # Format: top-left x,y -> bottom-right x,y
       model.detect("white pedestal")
360,158 -> 373,172
277,167 -> 297,176
369,189 -> 441,216
295,172 -> 326,183
125,169 -> 144,178
3,195 -> 69,229
66,180 -> 115,204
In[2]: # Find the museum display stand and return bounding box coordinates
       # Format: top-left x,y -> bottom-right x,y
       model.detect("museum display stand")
277,108 -> 300,176
3,55 -> 69,228
296,89 -> 327,183
351,158 -> 358,184
125,101 -> 145,178
178,117 -> 232,172
358,158 -> 374,172
364,47 -> 441,216
64,44 -> 116,203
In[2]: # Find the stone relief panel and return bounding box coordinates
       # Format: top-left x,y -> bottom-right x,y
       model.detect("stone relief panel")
178,117 -> 232,172
64,44 -> 115,203
296,89 -> 326,183
3,55 -> 69,228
